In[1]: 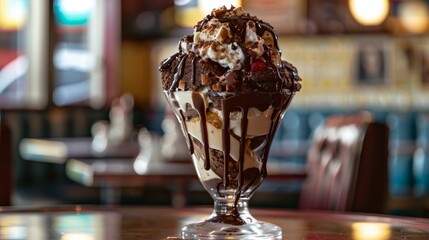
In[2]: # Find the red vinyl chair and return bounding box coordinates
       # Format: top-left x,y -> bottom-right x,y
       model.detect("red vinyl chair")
299,113 -> 389,213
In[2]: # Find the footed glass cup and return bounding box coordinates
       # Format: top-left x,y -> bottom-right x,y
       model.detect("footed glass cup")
164,91 -> 294,239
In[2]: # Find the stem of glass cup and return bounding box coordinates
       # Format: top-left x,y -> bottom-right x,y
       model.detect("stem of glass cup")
207,198 -> 255,225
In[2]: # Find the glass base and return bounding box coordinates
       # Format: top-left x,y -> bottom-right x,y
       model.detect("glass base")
182,200 -> 282,239
181,220 -> 282,239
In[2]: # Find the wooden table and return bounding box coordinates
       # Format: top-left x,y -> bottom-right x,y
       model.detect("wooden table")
65,159 -> 307,206
1,206 -> 429,239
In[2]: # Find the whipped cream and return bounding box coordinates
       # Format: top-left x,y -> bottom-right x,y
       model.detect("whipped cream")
180,7 -> 267,70
192,18 -> 245,70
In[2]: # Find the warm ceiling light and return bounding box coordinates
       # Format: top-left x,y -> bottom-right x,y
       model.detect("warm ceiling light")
0,0 -> 27,30
349,0 -> 390,26
398,0 -> 429,33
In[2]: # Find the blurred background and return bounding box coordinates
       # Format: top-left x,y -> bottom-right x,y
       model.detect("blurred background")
1,0 -> 429,216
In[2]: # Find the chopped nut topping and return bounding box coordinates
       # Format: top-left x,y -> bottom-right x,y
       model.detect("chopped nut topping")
262,31 -> 274,47
223,71 -> 237,92
212,82 -> 222,92
201,74 -> 211,85
178,80 -> 186,90
193,31 -> 200,43
233,7 -> 246,16
212,6 -> 227,17
216,26 -> 229,43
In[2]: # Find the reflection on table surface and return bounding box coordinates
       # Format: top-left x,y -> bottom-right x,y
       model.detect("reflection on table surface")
0,206 -> 119,240
1,206 -> 429,239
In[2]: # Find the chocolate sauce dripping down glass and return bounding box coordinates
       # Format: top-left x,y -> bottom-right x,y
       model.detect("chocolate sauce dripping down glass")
223,94 -> 286,183
241,95 -> 293,198
164,93 -> 195,155
170,92 -> 291,191
221,108 -> 231,187
179,109 -> 194,155
238,106 -> 248,189
167,92 -> 210,169
191,93 -> 211,170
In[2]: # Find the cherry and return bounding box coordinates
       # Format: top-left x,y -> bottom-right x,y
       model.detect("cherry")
251,59 -> 267,72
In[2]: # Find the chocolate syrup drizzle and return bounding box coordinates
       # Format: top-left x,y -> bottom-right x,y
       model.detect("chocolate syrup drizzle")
159,8 -> 301,94
161,8 -> 299,218
166,91 -> 293,217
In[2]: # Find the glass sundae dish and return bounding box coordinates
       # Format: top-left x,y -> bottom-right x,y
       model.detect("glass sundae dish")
159,5 -> 301,239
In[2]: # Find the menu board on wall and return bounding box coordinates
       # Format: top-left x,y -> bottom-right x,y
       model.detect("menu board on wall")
409,37 -> 429,109
281,35 -> 415,110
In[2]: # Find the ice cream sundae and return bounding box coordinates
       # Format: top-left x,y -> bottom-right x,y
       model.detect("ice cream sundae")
159,5 -> 301,238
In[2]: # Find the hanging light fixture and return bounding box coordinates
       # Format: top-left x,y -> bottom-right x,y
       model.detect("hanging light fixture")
349,0 -> 390,26
398,0 -> 429,34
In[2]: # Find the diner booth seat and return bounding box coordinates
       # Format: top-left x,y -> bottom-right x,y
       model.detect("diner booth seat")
299,113 -> 389,213
0,117 -> 12,206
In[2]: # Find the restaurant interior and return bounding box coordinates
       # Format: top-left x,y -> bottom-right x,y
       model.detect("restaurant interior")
1,0 -> 429,220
